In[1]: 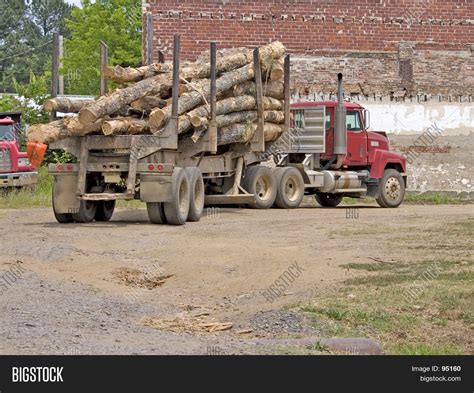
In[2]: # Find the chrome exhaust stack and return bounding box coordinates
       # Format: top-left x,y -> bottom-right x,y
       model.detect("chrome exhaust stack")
331,73 -> 347,169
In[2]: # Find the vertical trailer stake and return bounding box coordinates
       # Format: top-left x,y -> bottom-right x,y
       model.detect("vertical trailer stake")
163,34 -> 180,147
100,41 -> 109,96
208,41 -> 218,154
251,48 -> 265,152
284,54 -> 291,135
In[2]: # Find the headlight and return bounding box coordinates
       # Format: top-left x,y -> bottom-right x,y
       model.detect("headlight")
18,157 -> 30,166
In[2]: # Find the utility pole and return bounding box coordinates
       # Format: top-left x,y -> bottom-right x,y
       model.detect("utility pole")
58,35 -> 64,95
50,32 -> 60,120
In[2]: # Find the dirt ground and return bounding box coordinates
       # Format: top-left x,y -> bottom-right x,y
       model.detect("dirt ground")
0,201 -> 472,355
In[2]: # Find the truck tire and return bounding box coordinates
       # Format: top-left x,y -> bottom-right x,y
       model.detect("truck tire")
147,202 -> 167,224
94,200 -> 115,221
376,169 -> 405,208
163,167 -> 190,225
52,183 -> 74,223
315,193 -> 343,207
243,165 -> 277,209
185,167 -> 204,222
52,198 -> 73,224
274,167 -> 305,209
72,200 -> 97,223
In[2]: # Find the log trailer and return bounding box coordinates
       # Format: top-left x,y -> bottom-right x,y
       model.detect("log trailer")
0,112 -> 38,189
48,38 -> 406,225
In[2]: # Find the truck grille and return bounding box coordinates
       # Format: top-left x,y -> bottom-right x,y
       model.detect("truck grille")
0,149 -> 12,172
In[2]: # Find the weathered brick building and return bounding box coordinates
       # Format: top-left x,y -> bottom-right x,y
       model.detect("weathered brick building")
144,0 -> 473,100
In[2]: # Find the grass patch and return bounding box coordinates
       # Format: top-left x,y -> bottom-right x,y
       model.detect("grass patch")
390,343 -> 464,355
0,166 -> 52,209
341,262 -> 398,272
404,192 -> 470,205
297,257 -> 473,355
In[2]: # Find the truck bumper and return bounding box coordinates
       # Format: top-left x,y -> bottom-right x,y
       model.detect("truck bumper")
0,171 -> 38,188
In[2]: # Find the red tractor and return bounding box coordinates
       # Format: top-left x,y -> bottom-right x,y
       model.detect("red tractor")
0,112 -> 38,190
279,73 -> 406,208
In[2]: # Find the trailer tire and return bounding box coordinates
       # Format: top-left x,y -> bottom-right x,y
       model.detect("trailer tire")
163,167 -> 190,225
274,167 -> 305,209
315,193 -> 343,207
95,200 -> 115,221
72,200 -> 97,223
52,198 -> 74,224
376,169 -> 405,208
244,166 -> 277,209
147,202 -> 167,224
185,167 -> 204,222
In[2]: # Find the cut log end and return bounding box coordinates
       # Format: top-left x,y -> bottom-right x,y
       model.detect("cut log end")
270,67 -> 284,81
78,108 -> 98,126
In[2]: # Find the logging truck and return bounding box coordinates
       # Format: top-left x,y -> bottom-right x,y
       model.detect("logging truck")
47,41 -> 406,225
0,112 -> 38,190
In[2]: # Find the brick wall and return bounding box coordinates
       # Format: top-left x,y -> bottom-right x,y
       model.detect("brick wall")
144,0 -> 474,98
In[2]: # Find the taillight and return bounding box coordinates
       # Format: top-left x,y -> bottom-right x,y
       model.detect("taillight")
157,164 -> 164,172
148,164 -> 155,171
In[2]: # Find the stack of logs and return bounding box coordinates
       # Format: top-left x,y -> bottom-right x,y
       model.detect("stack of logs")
27,41 -> 287,149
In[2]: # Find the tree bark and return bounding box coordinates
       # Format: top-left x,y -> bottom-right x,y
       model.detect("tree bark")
43,97 -> 94,113
79,41 -> 284,126
27,117 -> 103,144
218,122 -> 284,145
79,73 -> 172,125
102,118 -> 149,135
130,96 -> 167,112
104,63 -> 167,84
233,80 -> 284,100
189,96 -> 284,128
194,110 -> 285,130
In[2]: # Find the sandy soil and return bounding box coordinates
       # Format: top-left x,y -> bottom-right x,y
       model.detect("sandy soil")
0,202 -> 470,354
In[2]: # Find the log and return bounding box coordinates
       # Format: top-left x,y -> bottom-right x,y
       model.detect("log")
43,97 -> 94,113
130,96 -> 167,112
218,122 -> 284,145
104,63 -> 167,84
149,60 -> 277,132
233,80 -> 284,100
27,117 -> 103,144
79,73 -> 172,125
268,58 -> 284,81
79,41 -> 284,126
189,95 -> 284,128
194,110 -> 285,130
102,118 -> 149,135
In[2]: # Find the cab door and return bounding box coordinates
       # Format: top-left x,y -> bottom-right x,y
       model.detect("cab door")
344,110 -> 368,166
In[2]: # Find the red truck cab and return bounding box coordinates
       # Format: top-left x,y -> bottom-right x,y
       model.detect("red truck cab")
0,112 -> 38,189
315,101 -> 406,176
288,98 -> 407,208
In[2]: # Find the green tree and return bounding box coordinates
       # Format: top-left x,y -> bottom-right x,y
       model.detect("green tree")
63,0 -> 142,95
0,0 -> 73,93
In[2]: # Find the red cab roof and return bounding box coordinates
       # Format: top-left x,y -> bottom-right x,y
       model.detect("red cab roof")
290,101 -> 363,110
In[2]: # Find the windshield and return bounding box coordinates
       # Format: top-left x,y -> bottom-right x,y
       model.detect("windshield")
0,124 -> 14,141
346,111 -> 362,131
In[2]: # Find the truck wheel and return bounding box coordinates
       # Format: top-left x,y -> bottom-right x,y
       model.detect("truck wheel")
147,202 -> 167,224
244,166 -> 277,209
95,201 -> 115,221
376,169 -> 405,208
315,193 -> 343,207
185,167 -> 204,222
274,167 -> 304,209
163,167 -> 190,225
72,200 -> 97,223
52,189 -> 73,223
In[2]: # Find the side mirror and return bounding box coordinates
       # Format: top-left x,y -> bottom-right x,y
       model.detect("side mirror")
363,109 -> 370,130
